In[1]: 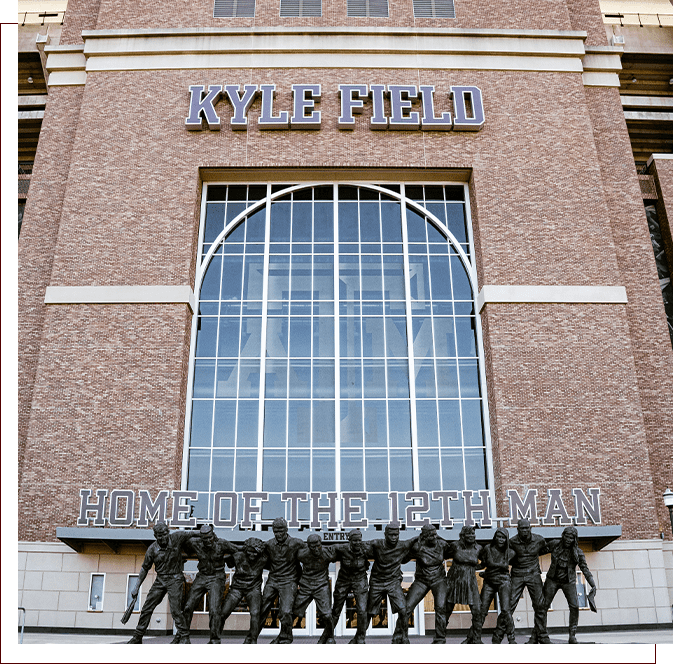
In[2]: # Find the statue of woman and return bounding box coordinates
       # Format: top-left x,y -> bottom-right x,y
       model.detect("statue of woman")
445,525 -> 482,643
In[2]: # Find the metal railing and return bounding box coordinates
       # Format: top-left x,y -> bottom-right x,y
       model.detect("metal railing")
18,607 -> 26,644
604,12 -> 673,27
20,11 -> 65,26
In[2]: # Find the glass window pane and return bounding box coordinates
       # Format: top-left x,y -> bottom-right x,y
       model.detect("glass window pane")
415,358 -> 436,398
340,360 -> 362,398
462,400 -> 485,447
385,317 -> 407,358
313,360 -> 335,398
201,255 -> 222,300
187,449 -> 210,491
363,359 -> 386,398
416,400 -> 439,447
245,208 -> 266,242
440,449 -> 464,491
312,401 -> 335,446
436,358 -> 459,397
412,316 -> 433,360
365,449 -> 388,492
288,400 -> 311,447
465,448 -> 487,490
314,202 -> 334,241
362,317 -> 385,357
263,449 -> 286,492
242,255 -> 264,300
425,204 -> 446,229
265,359 -> 288,398
406,208 -> 426,242
290,318 -> 311,357
312,449 -> 335,491
387,358 -> 409,398
217,318 -> 240,357
383,255 -> 405,300
341,449 -> 363,490
313,255 -> 333,300
429,256 -> 452,300
338,202 -> 359,242
388,401 -> 411,447
339,255 -> 360,300
239,317 -> 261,357
364,400 -> 387,446
291,255 -> 312,300
236,400 -> 259,448
237,360 -> 260,397
340,316 -> 362,358
359,202 -> 381,242
418,448 -> 441,491
216,359 -> 239,399
221,255 -> 244,300
381,201 -> 402,242
313,317 -> 334,358
213,400 -> 236,447
205,203 -> 226,242
292,202 -> 312,242
235,449 -> 258,491
266,317 -> 289,357
268,255 -> 290,300
451,254 -> 472,300
287,449 -> 310,491
408,254 -> 430,301
270,202 -> 291,241
459,359 -> 481,397
389,449 -> 413,492
438,400 -> 462,447
446,204 -> 467,243
211,449 -> 235,491
289,359 -> 311,398
455,317 -> 477,357
361,255 -> 382,300
432,318 -> 456,357
193,359 -> 216,398
340,400 -> 363,445
263,401 -> 287,447
190,400 -> 213,447
196,318 -> 218,357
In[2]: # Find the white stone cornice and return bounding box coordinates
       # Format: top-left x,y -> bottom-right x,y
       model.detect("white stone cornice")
45,285 -> 196,312
477,285 -> 628,313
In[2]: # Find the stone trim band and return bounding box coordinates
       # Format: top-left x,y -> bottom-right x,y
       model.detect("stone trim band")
44,285 -> 196,313
477,285 -> 628,312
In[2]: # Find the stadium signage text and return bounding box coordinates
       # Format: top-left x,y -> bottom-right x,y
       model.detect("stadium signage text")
185,84 -> 485,132
77,487 -> 601,529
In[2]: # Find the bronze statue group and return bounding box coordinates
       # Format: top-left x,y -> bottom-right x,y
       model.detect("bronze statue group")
126,517 -> 596,644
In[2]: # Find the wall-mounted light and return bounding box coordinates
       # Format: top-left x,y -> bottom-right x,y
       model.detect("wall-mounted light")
27,76 -> 33,84
631,77 -> 637,84
664,488 -> 673,536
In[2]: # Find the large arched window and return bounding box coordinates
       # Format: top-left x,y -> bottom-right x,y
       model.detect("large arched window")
184,182 -> 492,527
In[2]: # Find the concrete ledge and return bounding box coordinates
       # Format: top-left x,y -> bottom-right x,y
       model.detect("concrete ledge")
624,111 -> 673,122
44,286 -> 196,312
647,153 -> 673,167
47,71 -> 87,87
582,72 -> 621,87
477,285 -> 628,312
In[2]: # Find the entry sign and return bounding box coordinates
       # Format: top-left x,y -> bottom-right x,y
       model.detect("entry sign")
185,83 -> 485,132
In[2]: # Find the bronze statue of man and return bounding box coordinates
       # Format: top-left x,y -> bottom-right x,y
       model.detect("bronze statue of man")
220,537 -> 268,643
294,534 -> 338,643
472,526 -> 515,644
541,526 -> 597,644
492,518 -> 549,644
364,523 -> 417,644
395,524 -> 452,644
254,516 -> 304,644
126,522 -> 192,644
182,524 -> 237,644
318,529 -> 371,644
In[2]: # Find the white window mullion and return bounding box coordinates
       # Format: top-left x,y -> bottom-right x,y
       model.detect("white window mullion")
333,184 -> 341,517
400,185 -> 420,491
256,185 -> 273,493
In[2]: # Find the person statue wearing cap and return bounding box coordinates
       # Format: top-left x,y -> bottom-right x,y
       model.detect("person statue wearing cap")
393,524 -> 452,644
492,518 -> 549,644
254,516 -> 304,644
182,524 -> 238,643
318,528 -> 371,644
219,537 -> 268,644
541,526 -> 597,644
363,523 -> 418,644
126,522 -> 193,644
293,534 -> 338,643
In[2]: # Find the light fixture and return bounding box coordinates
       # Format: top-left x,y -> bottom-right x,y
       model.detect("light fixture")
664,488 -> 673,536
27,76 -> 33,84
631,77 -> 637,84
